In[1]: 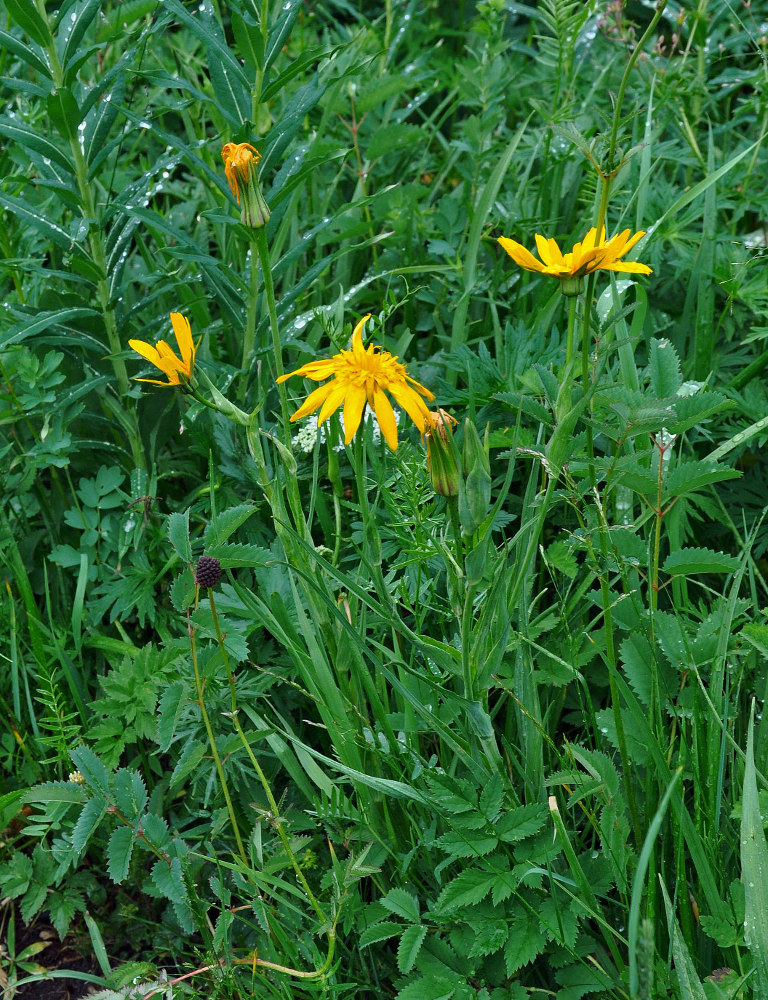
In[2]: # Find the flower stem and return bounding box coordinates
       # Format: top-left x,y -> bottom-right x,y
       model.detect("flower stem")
188,605 -> 248,865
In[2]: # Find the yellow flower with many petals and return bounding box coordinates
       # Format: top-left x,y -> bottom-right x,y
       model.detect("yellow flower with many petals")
129,312 -> 198,387
498,226 -> 651,293
221,141 -> 270,228
277,315 -> 435,451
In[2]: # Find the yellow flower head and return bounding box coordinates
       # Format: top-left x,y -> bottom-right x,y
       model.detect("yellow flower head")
128,312 -> 197,387
221,142 -> 260,203
498,226 -> 652,281
277,314 -> 435,451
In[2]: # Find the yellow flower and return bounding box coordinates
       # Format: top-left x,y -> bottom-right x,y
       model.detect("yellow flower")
221,141 -> 270,228
498,226 -> 652,279
277,314 -> 435,451
128,312 -> 197,387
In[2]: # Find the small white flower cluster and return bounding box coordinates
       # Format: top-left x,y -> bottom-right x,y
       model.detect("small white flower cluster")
68,770 -> 85,784
291,409 -> 400,454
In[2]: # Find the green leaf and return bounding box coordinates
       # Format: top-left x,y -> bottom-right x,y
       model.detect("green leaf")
479,774 -> 503,821
396,976 -> 455,1000
504,910 -> 547,975
660,881 -> 707,1000
741,709 -> 768,996
112,768 -> 148,817
5,0 -> 51,47
203,504 -> 259,546
141,813 -> 171,852
381,887 -> 420,923
435,830 -> 498,857
0,192 -> 85,251
231,8 -> 264,71
0,28 -> 52,76
47,889 -> 81,939
156,681 -> 189,752
23,781 -> 87,805
83,71 -> 124,167
61,0 -> 102,73
264,0 -> 301,73
648,338 -> 681,398
664,460 -> 740,500
367,124 -> 424,161
201,542 -> 270,569
495,803 -> 547,842
0,116 -> 74,173
359,920 -> 403,948
72,797 -> 107,855
167,509 -> 192,563
662,547 -> 740,576
169,739 -> 206,790
151,856 -> 187,905
0,852 -> 33,897
71,745 -> 111,798
435,868 -> 499,913
107,826 -> 135,884
398,925 -> 428,974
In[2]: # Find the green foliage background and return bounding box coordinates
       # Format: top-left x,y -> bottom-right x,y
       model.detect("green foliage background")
2,0 -> 768,998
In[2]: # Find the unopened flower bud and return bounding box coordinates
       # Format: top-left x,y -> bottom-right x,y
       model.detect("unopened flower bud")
459,419 -> 491,536
195,555 -> 222,589
221,142 -> 270,229
422,409 -> 460,497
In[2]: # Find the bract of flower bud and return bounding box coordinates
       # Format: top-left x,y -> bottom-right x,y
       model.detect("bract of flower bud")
422,409 -> 460,498
459,419 -> 491,536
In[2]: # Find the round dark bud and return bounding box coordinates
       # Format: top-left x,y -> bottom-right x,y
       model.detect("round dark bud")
195,555 -> 222,589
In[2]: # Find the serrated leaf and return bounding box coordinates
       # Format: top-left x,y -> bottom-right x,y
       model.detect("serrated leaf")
151,856 -> 187,905
170,570 -> 195,612
397,924 -> 428,974
664,461 -> 740,500
698,913 -> 740,948
434,868 -> 498,913
495,803 -> 547,843
167,509 -> 192,563
395,976 -> 455,1000
359,920 -> 403,948
504,910 -> 547,975
479,774 -> 503,821
204,504 -> 259,547
70,745 -> 111,798
649,338 -> 681,398
156,681 -> 188,752
112,768 -> 147,817
662,547 -> 740,576
169,739 -> 206,790
667,391 -> 732,434
381,887 -> 420,922
23,781 -> 88,805
107,826 -> 135,884
72,797 -> 107,855
141,813 -> 171,852
435,830 -> 498,857
0,852 -> 33,897
47,889 -> 80,939
202,542 -> 270,568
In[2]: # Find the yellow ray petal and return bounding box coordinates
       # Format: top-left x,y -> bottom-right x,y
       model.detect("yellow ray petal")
372,385 -> 398,450
342,385 -> 367,443
289,382 -> 335,422
317,379 -> 350,426
497,237 -> 544,273
170,312 -> 194,369
388,382 -> 430,432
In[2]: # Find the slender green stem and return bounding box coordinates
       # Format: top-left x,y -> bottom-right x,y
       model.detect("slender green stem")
565,294 -> 577,365
241,247 -> 260,380
188,608 -> 248,865
254,228 -> 291,437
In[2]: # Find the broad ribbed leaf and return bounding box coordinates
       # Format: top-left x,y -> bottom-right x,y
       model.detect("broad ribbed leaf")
5,0 -> 51,47
83,70 -> 124,166
161,0 -> 249,90
660,881 -> 707,999
0,117 -> 74,173
0,29 -> 51,76
264,0 -> 302,72
741,712 -> 768,996
0,192 -> 83,250
61,0 -> 102,73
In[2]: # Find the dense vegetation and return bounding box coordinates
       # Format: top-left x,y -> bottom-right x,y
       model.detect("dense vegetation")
2,0 -> 768,997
